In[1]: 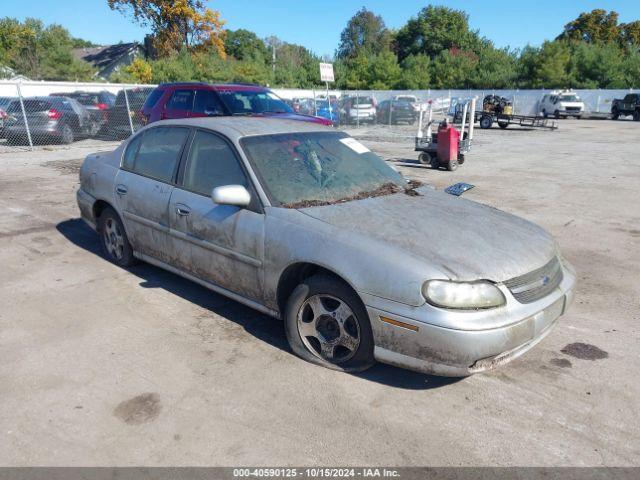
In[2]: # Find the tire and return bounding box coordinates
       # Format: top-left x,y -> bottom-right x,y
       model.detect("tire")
634,110 -> 640,121
431,156 -> 440,169
284,273 -> 375,373
446,159 -> 459,171
612,108 -> 619,120
498,121 -> 509,129
418,152 -> 432,165
98,207 -> 137,267
554,110 -> 560,119
60,123 -> 74,144
479,115 -> 493,129
542,109 -> 548,118
458,153 -> 465,165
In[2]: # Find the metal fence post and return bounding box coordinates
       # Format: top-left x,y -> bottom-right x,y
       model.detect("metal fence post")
388,93 -> 392,126
356,91 -> 360,128
123,86 -> 135,135
16,82 -> 33,149
313,88 -> 317,116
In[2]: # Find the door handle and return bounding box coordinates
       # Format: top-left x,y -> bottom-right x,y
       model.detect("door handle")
176,206 -> 191,216
115,185 -> 128,195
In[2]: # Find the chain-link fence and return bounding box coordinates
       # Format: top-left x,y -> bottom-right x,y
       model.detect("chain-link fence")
1,80 -> 637,152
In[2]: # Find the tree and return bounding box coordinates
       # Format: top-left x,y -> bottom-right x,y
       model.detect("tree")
395,6 -> 484,61
225,29 -> 268,62
519,41 -> 572,88
368,50 -> 401,89
569,41 -> 625,88
620,21 -> 640,47
337,7 -> 390,59
430,48 -> 477,88
557,9 -> 620,44
397,54 -> 431,89
0,17 -> 94,80
473,46 -> 518,88
108,0 -> 226,57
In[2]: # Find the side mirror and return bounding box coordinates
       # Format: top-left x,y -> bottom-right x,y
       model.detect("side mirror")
211,185 -> 251,208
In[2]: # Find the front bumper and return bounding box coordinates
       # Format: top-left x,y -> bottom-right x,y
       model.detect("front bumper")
361,264 -> 576,376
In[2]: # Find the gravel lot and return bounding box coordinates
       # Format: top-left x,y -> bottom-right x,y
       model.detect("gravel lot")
0,118 -> 638,466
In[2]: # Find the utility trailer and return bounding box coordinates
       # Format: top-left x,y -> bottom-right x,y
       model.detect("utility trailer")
476,111 -> 558,130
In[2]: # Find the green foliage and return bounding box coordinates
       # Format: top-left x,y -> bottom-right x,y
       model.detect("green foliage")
397,54 -> 431,89
0,17 -> 94,80
225,29 -> 268,62
430,49 -> 478,89
472,46 -> 518,88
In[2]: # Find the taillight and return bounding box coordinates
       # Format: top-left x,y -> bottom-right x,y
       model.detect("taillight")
96,103 -> 108,110
47,109 -> 62,119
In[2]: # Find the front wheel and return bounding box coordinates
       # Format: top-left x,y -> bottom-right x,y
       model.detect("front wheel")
634,110 -> 640,121
284,274 -> 375,372
60,124 -> 74,144
98,207 -> 137,267
611,108 -> 619,120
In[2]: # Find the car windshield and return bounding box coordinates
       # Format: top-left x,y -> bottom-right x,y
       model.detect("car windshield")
560,95 -> 579,102
352,97 -> 373,106
241,131 -> 407,208
217,90 -> 293,114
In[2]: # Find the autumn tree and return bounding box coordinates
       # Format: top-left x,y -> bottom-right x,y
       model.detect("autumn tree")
108,0 -> 226,57
557,9 -> 620,44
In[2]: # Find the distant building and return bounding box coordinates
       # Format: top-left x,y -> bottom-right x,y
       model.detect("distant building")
73,42 -> 146,80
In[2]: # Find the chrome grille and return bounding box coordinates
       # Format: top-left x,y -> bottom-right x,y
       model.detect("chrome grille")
504,256 -> 563,304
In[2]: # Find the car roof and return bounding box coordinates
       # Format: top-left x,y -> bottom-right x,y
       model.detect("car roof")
158,82 -> 270,92
144,116 -> 332,140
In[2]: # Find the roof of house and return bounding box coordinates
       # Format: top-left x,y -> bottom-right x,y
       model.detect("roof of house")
73,43 -> 142,71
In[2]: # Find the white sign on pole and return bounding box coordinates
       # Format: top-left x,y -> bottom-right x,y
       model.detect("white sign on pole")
319,63 -> 334,82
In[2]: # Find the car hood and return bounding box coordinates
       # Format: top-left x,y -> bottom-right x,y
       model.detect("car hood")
298,187 -> 556,282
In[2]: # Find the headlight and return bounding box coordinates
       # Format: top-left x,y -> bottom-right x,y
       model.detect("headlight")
422,280 -> 506,310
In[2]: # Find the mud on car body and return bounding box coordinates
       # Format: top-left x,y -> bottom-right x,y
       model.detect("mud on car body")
77,117 -> 575,376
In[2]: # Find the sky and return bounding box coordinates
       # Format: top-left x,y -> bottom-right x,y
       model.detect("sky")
4,0 -> 639,57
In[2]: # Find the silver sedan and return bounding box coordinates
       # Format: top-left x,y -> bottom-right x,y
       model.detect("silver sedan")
76,117 -> 576,376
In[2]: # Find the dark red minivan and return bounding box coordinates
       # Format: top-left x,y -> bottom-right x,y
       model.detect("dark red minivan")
141,82 -> 333,126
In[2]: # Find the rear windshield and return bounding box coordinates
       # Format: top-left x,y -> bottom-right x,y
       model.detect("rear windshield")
352,97 -> 374,106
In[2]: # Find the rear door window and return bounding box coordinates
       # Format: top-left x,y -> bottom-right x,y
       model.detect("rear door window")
166,90 -> 194,111
129,127 -> 190,183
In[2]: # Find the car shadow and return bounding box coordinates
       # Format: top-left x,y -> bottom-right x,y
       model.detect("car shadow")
56,218 -> 461,390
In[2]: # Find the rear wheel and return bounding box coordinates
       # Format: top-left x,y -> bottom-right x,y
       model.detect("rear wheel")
284,274 -> 375,372
98,207 -> 137,267
60,124 -> 74,144
498,121 -> 509,129
418,152 -> 432,165
554,110 -> 560,119
446,159 -> 459,171
612,108 -> 619,120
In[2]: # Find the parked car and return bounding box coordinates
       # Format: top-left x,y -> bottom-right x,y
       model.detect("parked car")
140,82 -> 333,126
394,94 -> 421,114
4,96 -> 94,144
51,90 -> 116,129
103,87 -> 155,139
376,99 -> 417,125
539,91 -> 585,118
76,117 -> 576,376
611,93 -> 640,121
0,96 -> 15,138
314,99 -> 339,125
342,96 -> 377,124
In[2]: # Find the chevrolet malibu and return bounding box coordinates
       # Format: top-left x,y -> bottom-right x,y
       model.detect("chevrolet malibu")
76,117 -> 576,376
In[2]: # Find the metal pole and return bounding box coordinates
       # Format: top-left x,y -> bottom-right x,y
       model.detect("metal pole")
326,81 -> 332,121
16,82 -> 33,149
124,86 -> 135,135
356,91 -> 359,128
388,94 -> 392,126
313,88 -> 317,116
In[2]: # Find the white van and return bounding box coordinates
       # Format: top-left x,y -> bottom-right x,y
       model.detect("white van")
539,90 -> 585,119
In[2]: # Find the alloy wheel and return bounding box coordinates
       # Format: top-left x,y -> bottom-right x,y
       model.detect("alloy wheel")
297,294 -> 361,363
103,217 -> 125,261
